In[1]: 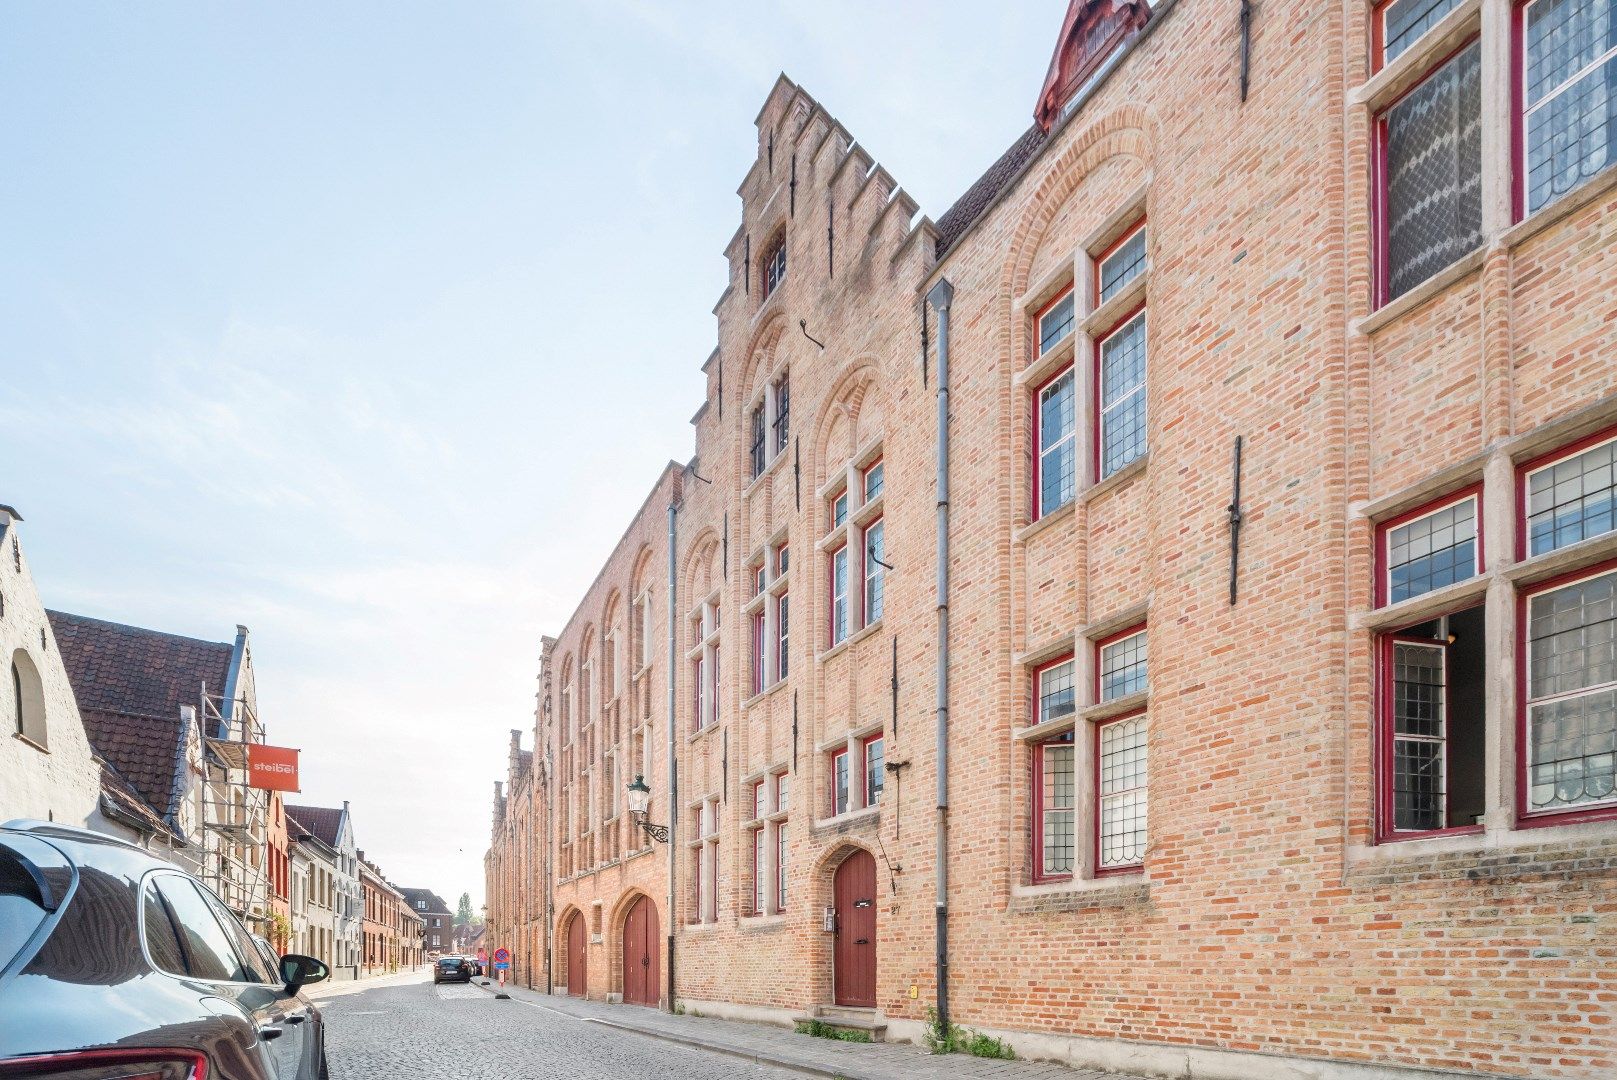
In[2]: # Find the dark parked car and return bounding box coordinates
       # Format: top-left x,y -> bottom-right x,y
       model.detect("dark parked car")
0,819 -> 331,1079
433,956 -> 472,984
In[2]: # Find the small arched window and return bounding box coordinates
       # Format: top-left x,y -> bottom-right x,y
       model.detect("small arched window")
11,649 -> 47,749
761,231 -> 786,299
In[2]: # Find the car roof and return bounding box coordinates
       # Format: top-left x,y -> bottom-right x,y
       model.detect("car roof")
1,819 -> 180,879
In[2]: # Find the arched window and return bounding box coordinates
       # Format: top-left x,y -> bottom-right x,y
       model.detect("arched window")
11,649 -> 47,749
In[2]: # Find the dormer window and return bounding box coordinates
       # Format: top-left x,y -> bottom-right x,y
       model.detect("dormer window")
762,232 -> 787,298
1035,1 -> 1152,131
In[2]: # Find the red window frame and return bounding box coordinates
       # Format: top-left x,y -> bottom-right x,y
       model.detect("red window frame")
1516,557 -> 1617,828
774,769 -> 789,814
773,540 -> 790,576
691,655 -> 705,733
1370,36 -> 1481,308
776,588 -> 789,680
1030,652 -> 1077,726
829,485 -> 848,529
1093,303 -> 1148,482
828,542 -> 850,647
1030,731 -> 1076,884
862,516 -> 884,626
776,820 -> 788,912
1374,483 -> 1485,607
831,747 -> 850,816
750,825 -> 766,916
762,231 -> 787,298
751,610 -> 765,697
1031,363 -> 1077,521
862,733 -> 885,806
1515,423 -> 1617,560
1093,217 -> 1146,307
1374,617 -> 1486,843
752,779 -> 767,820
1033,283 -> 1076,359
1369,0 -> 1460,73
1095,623 -> 1147,703
1094,709 -> 1148,876
862,457 -> 884,502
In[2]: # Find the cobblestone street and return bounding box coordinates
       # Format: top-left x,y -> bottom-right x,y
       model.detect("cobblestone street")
318,974 -> 794,1079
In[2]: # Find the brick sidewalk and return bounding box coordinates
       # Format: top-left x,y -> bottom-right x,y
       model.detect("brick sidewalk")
473,981 -> 1145,1080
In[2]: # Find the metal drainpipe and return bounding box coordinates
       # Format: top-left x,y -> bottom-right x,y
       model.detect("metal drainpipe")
665,495 -> 680,1011
926,277 -> 955,1034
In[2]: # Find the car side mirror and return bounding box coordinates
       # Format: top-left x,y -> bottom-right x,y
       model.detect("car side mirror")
280,953 -> 329,992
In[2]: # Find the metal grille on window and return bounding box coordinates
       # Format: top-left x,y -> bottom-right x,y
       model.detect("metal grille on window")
1099,313 -> 1147,479
1040,742 -> 1075,876
1386,498 -> 1477,602
750,405 -> 766,479
1527,571 -> 1617,810
1384,42 -> 1483,300
1098,226 -> 1147,303
1038,659 -> 1076,724
773,374 -> 790,453
1098,716 -> 1147,868
1393,642 -> 1447,830
1100,631 -> 1148,701
1524,0 -> 1617,214
1528,437 -> 1617,554
1039,370 -> 1076,513
1381,0 -> 1465,64
1038,291 -> 1076,355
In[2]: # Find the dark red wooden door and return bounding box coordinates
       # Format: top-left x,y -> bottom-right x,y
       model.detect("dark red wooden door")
621,895 -> 660,1007
832,849 -> 877,1007
566,914 -> 586,997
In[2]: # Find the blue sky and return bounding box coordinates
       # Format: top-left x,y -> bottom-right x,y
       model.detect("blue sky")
0,1 -> 1059,910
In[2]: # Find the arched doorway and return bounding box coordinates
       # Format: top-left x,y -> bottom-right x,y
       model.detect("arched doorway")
565,912 -> 587,997
832,849 -> 877,1007
621,894 -> 660,1007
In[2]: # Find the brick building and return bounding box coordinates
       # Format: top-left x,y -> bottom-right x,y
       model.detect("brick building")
360,856 -> 416,974
485,719 -> 546,987
399,887 -> 454,955
486,1 -> 1617,1076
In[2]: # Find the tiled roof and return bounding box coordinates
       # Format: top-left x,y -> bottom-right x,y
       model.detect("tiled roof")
48,611 -> 232,829
933,123 -> 1049,258
98,761 -> 175,838
286,804 -> 344,848
397,887 -> 452,916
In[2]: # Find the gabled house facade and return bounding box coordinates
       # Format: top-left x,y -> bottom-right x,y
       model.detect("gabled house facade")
0,505 -> 105,832
398,887 -> 454,955
287,801 -> 361,979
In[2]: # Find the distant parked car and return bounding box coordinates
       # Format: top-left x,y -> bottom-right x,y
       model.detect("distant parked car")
0,819 -> 332,1079
434,956 -> 472,984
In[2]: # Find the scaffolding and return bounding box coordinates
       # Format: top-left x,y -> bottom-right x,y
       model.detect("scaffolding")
199,685 -> 273,931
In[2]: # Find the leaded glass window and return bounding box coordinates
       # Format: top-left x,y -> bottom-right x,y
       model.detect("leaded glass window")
1037,369 -> 1076,515
863,520 -> 885,625
763,235 -> 787,297
831,546 -> 849,645
1526,570 -> 1617,811
1099,311 -> 1147,479
833,750 -> 850,815
1098,224 -> 1147,304
1037,658 -> 1076,724
773,373 -> 790,453
1038,738 -> 1075,878
864,736 -> 884,805
1380,0 -> 1465,64
1097,715 -> 1148,869
1523,0 -> 1617,214
1382,41 -> 1483,301
749,403 -> 766,479
1038,290 -> 1076,356
1384,495 -> 1478,603
1393,641 -> 1447,830
1100,630 -> 1148,701
1527,436 -> 1617,555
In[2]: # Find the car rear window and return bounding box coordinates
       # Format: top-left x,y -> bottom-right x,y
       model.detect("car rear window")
439,958 -> 462,967
0,848 -> 51,970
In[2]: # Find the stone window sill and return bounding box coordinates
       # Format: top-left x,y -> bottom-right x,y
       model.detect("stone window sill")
1085,454 -> 1147,505
12,732 -> 48,754
1015,499 -> 1075,545
818,619 -> 882,665
813,804 -> 880,832
1354,245 -> 1485,337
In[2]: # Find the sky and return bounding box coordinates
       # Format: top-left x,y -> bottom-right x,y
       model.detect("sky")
0,1 -> 1059,911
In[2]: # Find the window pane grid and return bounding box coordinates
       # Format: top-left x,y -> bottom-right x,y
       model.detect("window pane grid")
834,753 -> 849,815
1040,744 -> 1075,876
1528,438 -> 1617,555
1039,370 -> 1077,514
1382,0 -> 1465,63
1098,717 -> 1147,868
1037,659 -> 1076,724
1392,642 -> 1447,830
1099,314 -> 1147,479
1100,631 -> 1147,701
1098,227 -> 1147,303
773,376 -> 791,453
1386,497 -> 1477,603
865,738 -> 884,805
750,405 -> 766,479
1528,571 -> 1617,811
1038,291 -> 1076,355
832,548 -> 849,644
864,521 -> 885,624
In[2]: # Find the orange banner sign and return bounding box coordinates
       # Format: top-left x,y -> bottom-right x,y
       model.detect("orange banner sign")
247,744 -> 301,792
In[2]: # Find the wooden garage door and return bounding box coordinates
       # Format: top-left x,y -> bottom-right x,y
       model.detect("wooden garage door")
566,914 -> 586,997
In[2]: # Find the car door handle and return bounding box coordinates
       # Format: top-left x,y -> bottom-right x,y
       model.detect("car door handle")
258,1025 -> 285,1041
285,1014 -> 308,1025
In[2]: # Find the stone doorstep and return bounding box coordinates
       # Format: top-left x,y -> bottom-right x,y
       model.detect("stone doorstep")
793,1005 -> 888,1042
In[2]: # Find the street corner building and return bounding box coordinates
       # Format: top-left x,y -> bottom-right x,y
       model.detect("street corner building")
485,1 -> 1617,1077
